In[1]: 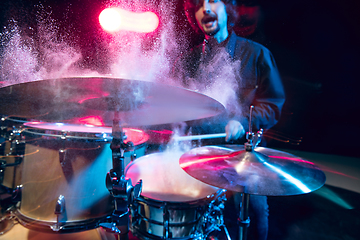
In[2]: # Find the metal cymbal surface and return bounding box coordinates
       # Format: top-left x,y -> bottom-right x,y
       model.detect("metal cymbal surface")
179,145 -> 326,196
0,77 -> 225,126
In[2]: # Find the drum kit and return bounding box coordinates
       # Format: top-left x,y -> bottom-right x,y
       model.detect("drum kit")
0,77 -> 326,240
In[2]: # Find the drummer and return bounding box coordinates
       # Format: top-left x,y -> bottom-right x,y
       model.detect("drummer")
173,0 -> 285,239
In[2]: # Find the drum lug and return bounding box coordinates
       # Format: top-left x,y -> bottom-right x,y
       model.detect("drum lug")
51,195 -> 66,232
132,180 -> 142,199
99,222 -> 122,234
12,185 -> 22,203
128,180 -> 142,228
162,203 -> 172,239
0,160 -> 5,185
131,153 -> 137,162
201,189 -> 227,237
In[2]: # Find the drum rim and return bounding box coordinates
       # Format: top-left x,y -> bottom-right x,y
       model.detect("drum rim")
0,116 -> 28,123
135,194 -> 215,206
22,127 -> 112,141
22,126 -> 149,145
14,209 -> 109,233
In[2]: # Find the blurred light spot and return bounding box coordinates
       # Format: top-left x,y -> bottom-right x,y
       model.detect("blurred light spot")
99,8 -> 122,32
99,7 -> 159,33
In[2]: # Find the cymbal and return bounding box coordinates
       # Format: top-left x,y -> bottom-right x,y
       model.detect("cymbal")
179,145 -> 326,196
0,77 -> 225,126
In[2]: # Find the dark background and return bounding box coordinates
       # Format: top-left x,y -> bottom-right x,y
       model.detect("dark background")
0,0 -> 359,158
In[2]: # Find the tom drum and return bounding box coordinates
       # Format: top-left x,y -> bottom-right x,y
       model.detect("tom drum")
14,122 -> 148,232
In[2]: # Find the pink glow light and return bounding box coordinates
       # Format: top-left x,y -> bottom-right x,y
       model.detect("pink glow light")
99,7 -> 159,33
180,155 -> 230,168
78,116 -> 105,126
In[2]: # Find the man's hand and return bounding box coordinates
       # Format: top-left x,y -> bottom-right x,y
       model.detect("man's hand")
225,120 -> 245,142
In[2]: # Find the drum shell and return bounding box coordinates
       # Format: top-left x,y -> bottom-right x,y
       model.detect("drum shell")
132,197 -> 209,238
16,128 -> 146,231
126,152 -> 219,239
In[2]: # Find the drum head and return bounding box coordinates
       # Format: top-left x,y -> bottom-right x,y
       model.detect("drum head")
125,151 -> 218,202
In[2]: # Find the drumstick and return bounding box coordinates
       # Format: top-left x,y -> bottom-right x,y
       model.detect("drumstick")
172,133 -> 226,141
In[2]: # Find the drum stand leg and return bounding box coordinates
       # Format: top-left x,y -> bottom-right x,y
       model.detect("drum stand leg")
222,224 -> 232,240
238,193 -> 250,240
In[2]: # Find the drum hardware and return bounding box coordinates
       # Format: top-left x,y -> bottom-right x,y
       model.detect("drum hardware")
51,195 -> 66,232
237,193 -> 250,240
11,185 -> 22,203
0,125 -> 25,157
163,203 -> 171,238
101,119 -> 143,239
0,185 -> 22,235
237,123 -> 265,240
200,189 -> 231,240
0,161 -> 6,187
0,139 -> 25,188
0,212 -> 16,235
58,132 -> 75,182
130,153 -> 137,162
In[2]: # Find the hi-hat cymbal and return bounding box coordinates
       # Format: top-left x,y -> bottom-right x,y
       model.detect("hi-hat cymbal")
179,145 -> 326,196
0,77 -> 225,126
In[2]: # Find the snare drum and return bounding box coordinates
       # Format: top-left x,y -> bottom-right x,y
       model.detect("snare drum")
14,122 -> 148,233
125,151 -> 220,240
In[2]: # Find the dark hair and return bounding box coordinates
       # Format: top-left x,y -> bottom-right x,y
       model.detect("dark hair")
183,0 -> 238,34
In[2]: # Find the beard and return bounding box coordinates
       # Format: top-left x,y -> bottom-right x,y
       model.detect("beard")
205,25 -> 220,36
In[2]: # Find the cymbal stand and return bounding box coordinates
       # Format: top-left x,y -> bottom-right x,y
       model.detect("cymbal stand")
238,106 -> 263,240
101,117 -> 142,240
238,193 -> 250,240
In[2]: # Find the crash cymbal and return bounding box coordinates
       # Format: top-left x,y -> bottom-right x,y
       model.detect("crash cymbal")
179,145 -> 326,196
0,77 -> 225,126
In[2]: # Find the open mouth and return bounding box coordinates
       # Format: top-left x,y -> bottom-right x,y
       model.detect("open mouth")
202,16 -> 217,28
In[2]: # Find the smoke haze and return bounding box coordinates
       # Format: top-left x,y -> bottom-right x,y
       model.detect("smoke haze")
0,0 -> 241,124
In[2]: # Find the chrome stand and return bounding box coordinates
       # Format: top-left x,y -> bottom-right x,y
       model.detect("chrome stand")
101,117 -> 142,239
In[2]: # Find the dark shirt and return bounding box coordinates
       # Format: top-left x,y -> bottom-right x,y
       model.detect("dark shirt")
173,31 -> 285,142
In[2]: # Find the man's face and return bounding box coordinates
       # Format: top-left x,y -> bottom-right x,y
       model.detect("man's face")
195,0 -> 228,37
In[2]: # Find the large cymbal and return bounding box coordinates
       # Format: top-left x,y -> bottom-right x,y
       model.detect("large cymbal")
179,145 -> 326,196
0,77 -> 225,126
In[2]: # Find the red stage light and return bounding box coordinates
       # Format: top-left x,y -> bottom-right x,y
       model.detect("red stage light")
78,116 -> 105,126
99,7 -> 159,33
